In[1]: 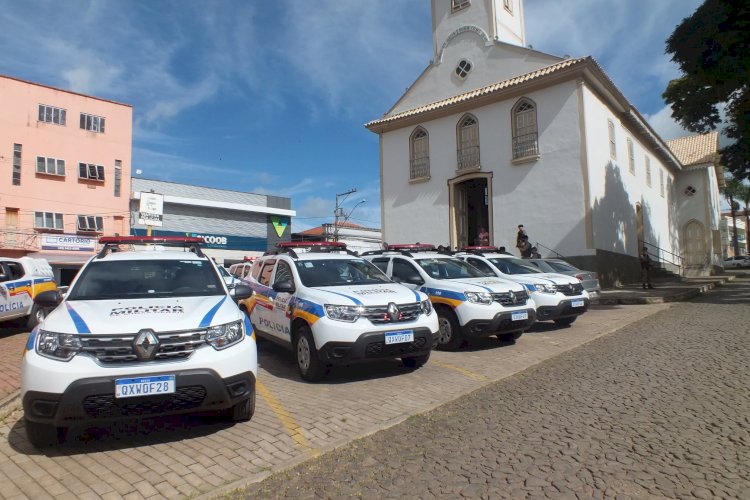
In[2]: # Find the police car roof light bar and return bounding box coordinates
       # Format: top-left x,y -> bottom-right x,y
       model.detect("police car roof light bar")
96,236 -> 205,258
460,245 -> 498,256
276,241 -> 358,256
387,244 -> 436,252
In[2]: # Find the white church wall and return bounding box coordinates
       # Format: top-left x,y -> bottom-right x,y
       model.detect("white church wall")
581,85 -> 678,261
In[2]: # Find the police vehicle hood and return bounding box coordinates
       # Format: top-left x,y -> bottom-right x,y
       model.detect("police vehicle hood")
429,277 -> 527,294
306,283 -> 426,306
42,296 -> 240,335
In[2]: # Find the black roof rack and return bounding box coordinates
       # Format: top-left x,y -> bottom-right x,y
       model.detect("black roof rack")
265,241 -> 359,260
96,236 -> 205,259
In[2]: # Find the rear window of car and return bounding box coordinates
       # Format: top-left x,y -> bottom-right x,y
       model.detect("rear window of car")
547,260 -> 578,272
68,259 -> 224,300
488,257 -> 540,275
416,257 -> 490,279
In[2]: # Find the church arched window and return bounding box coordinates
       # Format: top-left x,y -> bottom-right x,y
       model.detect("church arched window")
409,127 -> 430,180
457,114 -> 480,170
512,98 -> 539,160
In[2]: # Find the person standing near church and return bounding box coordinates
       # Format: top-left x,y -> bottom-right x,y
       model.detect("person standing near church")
477,227 -> 489,246
640,246 -> 654,289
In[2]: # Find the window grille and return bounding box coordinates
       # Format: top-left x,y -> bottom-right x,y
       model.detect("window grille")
645,156 -> 652,187
608,119 -> 616,159
457,115 -> 480,170
512,99 -> 539,160
627,138 -> 635,174
12,144 -> 21,186
410,128 -> 430,179
114,160 -> 122,197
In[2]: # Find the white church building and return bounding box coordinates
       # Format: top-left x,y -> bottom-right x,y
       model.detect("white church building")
365,0 -> 723,285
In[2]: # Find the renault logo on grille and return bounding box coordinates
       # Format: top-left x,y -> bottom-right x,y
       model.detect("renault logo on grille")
134,329 -> 159,361
508,291 -> 515,303
387,303 -> 400,322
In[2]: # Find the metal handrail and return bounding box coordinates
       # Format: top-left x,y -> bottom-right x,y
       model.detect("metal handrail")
640,240 -> 683,275
534,241 -> 565,259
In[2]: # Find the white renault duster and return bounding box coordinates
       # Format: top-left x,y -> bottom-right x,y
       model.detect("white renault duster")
0,256 -> 57,328
244,242 -> 438,381
21,236 -> 257,447
457,247 -> 590,326
363,244 -> 536,350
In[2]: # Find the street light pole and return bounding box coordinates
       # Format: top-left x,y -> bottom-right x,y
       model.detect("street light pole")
333,188 -> 366,242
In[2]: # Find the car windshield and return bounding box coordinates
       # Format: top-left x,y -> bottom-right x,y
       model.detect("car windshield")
546,260 -> 579,272
68,259 -> 224,300
488,257 -> 540,275
416,257 -> 491,279
295,259 -> 391,287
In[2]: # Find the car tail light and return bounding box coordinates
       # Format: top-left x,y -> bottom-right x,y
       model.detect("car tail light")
575,274 -> 586,281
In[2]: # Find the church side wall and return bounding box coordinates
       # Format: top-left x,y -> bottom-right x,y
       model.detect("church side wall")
581,85 -> 679,283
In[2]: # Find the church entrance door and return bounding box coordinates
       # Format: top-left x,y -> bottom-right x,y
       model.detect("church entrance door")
450,175 -> 491,249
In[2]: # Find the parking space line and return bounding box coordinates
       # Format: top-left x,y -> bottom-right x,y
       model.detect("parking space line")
429,359 -> 489,382
256,381 -> 320,457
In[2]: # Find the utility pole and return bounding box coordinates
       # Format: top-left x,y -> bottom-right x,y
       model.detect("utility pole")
333,188 -> 365,242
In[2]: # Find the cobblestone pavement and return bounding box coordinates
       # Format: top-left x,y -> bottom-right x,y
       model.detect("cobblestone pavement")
0,321 -> 28,403
0,298 -> 671,499
240,274 -> 750,499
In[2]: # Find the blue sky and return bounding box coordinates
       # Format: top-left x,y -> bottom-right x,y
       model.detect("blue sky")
0,0 -> 704,231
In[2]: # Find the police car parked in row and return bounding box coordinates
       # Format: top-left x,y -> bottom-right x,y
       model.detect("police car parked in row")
0,257 -> 57,328
239,242 -> 438,381
456,247 -> 590,326
362,244 -> 536,350
21,236 -> 257,447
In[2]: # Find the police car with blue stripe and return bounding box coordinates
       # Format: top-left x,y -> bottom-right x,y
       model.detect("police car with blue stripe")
21,236 -> 257,447
243,242 -> 438,381
456,247 -> 590,326
362,244 -> 536,350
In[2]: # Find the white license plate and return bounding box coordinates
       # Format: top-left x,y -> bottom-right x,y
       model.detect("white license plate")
571,299 -> 585,308
385,330 -> 414,345
511,311 -> 528,321
115,375 -> 175,399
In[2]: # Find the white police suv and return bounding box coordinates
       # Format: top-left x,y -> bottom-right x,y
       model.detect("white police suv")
457,247 -> 590,326
21,236 -> 257,447
362,244 -> 536,350
243,242 -> 438,381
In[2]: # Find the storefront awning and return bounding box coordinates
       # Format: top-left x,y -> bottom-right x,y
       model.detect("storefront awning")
25,251 -> 94,266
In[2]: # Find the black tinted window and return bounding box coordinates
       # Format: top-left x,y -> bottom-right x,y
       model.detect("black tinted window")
69,259 -> 223,300
295,259 -> 390,287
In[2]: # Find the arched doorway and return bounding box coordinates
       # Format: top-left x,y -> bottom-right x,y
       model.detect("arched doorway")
683,220 -> 706,267
449,173 -> 492,249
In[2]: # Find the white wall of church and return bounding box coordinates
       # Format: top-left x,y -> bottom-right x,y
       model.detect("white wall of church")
381,80 -> 591,256
674,166 -> 723,267
580,85 -> 679,261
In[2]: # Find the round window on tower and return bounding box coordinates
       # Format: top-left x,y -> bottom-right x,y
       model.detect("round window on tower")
455,59 -> 472,79
684,185 -> 697,197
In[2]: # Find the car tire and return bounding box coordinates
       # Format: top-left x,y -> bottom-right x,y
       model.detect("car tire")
295,324 -> 325,382
228,392 -> 255,422
25,419 -> 66,448
436,309 -> 463,351
402,351 -> 430,369
554,316 -> 577,327
497,331 -> 523,342
26,305 -> 47,330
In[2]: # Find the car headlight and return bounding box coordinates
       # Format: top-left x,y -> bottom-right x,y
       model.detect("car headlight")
36,330 -> 81,361
325,304 -> 363,322
420,299 -> 433,315
206,320 -> 244,350
465,291 -> 493,305
536,284 -> 558,294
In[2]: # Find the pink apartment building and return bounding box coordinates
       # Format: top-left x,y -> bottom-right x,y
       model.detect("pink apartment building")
0,75 -> 132,283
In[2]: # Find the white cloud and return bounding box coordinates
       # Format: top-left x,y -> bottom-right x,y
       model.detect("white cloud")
645,105 -> 690,142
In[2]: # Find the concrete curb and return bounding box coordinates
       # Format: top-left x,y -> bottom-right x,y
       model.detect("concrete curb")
597,275 -> 733,305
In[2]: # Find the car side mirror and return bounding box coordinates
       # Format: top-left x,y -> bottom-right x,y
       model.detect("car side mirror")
231,284 -> 253,301
272,280 -> 295,294
398,274 -> 424,286
34,289 -> 62,308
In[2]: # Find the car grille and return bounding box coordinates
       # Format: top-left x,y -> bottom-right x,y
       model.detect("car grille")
361,302 -> 422,324
554,283 -> 584,296
491,290 -> 529,306
82,386 -> 207,418
79,330 -> 207,365
365,336 -> 428,357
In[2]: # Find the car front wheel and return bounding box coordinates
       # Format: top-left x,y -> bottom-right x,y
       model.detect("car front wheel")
294,324 -> 325,382
436,309 -> 463,351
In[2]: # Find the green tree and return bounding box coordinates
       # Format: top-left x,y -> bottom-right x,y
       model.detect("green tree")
663,0 -> 750,179
722,176 -> 744,255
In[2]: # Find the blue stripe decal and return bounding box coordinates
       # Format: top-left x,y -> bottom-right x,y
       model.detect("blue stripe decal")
524,283 -> 537,291
26,328 -> 38,351
293,297 -> 326,317
420,287 -> 466,301
243,313 -> 253,337
66,303 -> 91,334
200,296 -> 227,327
452,280 -> 493,292
411,290 -> 421,302
313,289 -> 363,305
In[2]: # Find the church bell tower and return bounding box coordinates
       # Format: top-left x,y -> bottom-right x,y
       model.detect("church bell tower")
432,0 -> 527,61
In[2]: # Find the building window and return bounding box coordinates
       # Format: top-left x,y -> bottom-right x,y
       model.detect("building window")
77,215 -> 104,232
608,119 -> 616,160
457,114 -> 480,171
512,98 -> 539,160
80,113 -> 105,133
36,156 -> 66,176
79,162 -> 105,181
627,138 -> 635,174
645,156 -> 652,187
34,211 -> 64,231
452,0 -> 470,12
38,104 -> 66,126
455,59 -> 472,79
114,160 -> 122,197
409,127 -> 430,180
659,169 -> 665,197
12,144 -> 21,186
503,0 -> 513,13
